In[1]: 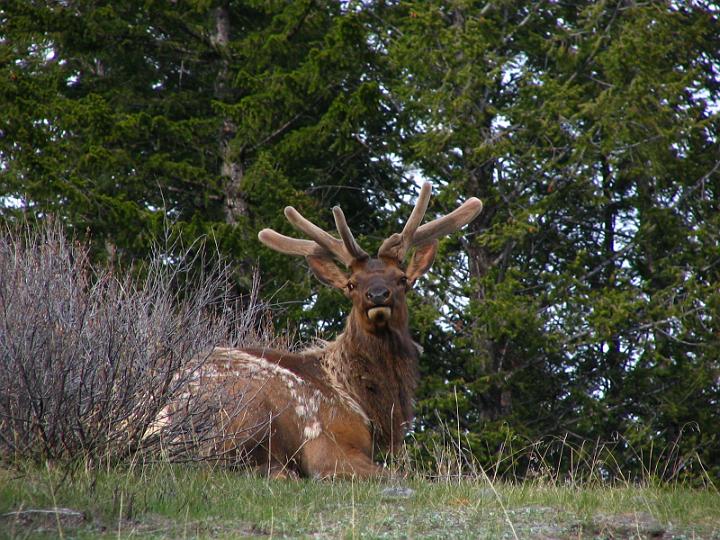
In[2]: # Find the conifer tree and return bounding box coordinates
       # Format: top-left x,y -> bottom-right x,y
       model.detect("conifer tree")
0,1 -> 400,322
382,1 -> 720,477
2,1 -> 719,477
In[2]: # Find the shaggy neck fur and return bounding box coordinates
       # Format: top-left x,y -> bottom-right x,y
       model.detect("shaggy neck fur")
318,310 -> 419,453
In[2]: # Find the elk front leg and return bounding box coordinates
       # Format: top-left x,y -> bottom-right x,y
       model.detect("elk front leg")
301,435 -> 388,479
300,419 -> 388,479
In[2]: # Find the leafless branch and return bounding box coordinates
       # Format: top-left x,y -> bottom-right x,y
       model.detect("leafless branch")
0,220 -> 273,467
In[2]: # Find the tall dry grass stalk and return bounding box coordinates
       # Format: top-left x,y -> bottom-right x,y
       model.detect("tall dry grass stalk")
0,220 -> 272,467
390,426 -> 717,488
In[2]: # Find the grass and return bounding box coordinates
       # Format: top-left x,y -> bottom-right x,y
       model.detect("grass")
1,461 -> 719,539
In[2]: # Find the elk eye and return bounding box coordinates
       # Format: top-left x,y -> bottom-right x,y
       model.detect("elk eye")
399,276 -> 408,287
347,282 -> 355,291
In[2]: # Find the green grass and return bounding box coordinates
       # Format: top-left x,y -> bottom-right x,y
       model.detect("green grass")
1,462 -> 719,539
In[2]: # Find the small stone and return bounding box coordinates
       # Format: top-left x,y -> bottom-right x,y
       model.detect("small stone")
593,512 -> 666,538
381,486 -> 415,498
1,507 -> 86,531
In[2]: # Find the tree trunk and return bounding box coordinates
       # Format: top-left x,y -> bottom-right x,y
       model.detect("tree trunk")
601,156 -> 623,425
465,161 -> 513,421
213,5 -> 247,225
447,4 -> 512,422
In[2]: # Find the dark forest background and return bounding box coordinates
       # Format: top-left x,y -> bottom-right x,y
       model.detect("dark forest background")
2,1 -> 719,479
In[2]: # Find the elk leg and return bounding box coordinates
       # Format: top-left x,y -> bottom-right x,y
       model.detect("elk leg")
301,435 -> 388,480
254,461 -> 299,480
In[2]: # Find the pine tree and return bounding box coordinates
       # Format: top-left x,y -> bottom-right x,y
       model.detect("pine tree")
3,1 -> 719,478
0,1 -> 401,325
382,1 -> 720,477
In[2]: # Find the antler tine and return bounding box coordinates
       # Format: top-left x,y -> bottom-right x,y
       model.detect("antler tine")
258,229 -> 329,258
378,184 -> 483,261
398,182 -> 432,259
378,182 -> 432,260
411,197 -> 483,246
333,206 -> 369,262
284,206 -> 355,266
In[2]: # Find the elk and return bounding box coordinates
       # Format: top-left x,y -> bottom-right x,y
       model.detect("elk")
159,183 -> 482,479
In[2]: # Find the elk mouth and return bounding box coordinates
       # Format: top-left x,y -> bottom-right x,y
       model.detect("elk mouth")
367,306 -> 392,324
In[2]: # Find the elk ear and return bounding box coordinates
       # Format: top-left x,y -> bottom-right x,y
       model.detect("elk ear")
306,255 -> 349,289
406,240 -> 438,286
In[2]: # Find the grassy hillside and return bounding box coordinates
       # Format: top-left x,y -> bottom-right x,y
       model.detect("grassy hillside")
1,462 -> 719,539
2,221 -> 718,539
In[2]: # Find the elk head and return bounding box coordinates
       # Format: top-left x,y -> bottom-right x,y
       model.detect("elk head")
257,183 -> 483,335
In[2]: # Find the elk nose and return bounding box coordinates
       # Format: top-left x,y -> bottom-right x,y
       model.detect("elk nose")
366,286 -> 391,305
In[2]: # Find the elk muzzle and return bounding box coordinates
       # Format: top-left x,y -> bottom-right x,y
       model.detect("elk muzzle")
366,286 -> 392,324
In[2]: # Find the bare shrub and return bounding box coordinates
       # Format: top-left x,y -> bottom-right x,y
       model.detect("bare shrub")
0,220 -> 269,466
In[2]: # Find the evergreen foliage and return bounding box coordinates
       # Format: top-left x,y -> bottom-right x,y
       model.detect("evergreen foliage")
2,1 -> 718,479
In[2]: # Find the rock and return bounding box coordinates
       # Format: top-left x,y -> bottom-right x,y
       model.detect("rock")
381,486 -> 415,499
592,511 -> 667,538
1,507 -> 86,532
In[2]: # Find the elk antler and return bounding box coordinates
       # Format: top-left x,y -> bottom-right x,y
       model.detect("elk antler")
258,183 -> 482,265
378,182 -> 483,261
258,205 -> 368,267
332,206 -> 368,261
257,229 -> 329,258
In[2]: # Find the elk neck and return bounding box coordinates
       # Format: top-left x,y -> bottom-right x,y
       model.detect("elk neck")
318,306 -> 420,452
